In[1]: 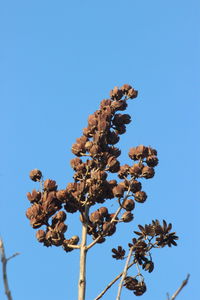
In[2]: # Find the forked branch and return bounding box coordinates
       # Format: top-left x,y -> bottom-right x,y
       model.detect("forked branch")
167,274 -> 190,300
94,261 -> 135,300
0,238 -> 20,300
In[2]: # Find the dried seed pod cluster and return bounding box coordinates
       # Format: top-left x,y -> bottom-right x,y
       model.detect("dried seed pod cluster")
124,277 -> 147,296
112,220 -> 178,296
26,84 -> 150,251
25,84 -> 178,298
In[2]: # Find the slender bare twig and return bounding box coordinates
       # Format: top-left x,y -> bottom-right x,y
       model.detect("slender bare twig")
7,253 -> 20,262
0,238 -> 20,300
78,205 -> 89,300
168,274 -> 190,300
65,244 -> 80,249
94,261 -> 135,300
116,246 -> 134,300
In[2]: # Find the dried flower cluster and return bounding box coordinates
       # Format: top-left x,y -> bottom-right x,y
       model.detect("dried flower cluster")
112,220 -> 178,296
25,84 -> 178,299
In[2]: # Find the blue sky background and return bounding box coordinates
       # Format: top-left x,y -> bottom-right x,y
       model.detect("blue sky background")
0,0 -> 199,299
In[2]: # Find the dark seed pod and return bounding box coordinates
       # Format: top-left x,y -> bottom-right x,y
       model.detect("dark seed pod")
121,211 -> 134,222
27,190 -> 41,203
129,164 -> 143,177
134,191 -> 147,203
146,155 -> 159,167
124,277 -> 138,290
142,166 -> 155,179
90,211 -> 103,224
142,260 -> 154,273
127,88 -> 138,99
129,180 -> 142,193
112,184 -> 125,197
29,169 -> 42,182
123,199 -> 135,211
102,222 -> 116,236
121,84 -> 132,94
44,179 -> 57,191
36,230 -> 46,243
52,211 -> 67,223
110,86 -> 123,100
98,207 -> 108,217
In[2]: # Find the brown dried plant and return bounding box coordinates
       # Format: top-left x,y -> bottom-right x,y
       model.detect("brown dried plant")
26,84 -> 178,300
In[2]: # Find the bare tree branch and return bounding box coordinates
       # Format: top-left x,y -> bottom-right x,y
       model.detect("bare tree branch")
0,238 -> 19,300
116,246 -> 134,300
78,205 -> 89,300
168,274 -> 190,300
94,261 -> 135,300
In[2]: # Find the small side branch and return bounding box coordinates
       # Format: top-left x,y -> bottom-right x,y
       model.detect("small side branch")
94,261 -> 135,300
0,239 -> 19,300
168,274 -> 190,300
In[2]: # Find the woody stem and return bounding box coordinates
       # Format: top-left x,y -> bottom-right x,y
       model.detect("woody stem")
78,205 -> 89,300
116,246 -> 134,300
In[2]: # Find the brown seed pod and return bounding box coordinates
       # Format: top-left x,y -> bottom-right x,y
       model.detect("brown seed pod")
54,222 -> 68,234
98,207 -> 108,217
129,180 -> 142,193
123,199 -> 135,211
121,84 -> 132,94
100,99 -> 112,109
107,131 -> 120,145
27,189 -> 41,203
142,166 -> 155,179
90,211 -> 103,224
142,260 -> 154,273
129,163 -> 144,177
134,191 -> 147,203
102,222 -> 116,236
127,88 -> 138,99
112,184 -> 125,198
36,230 -> 46,243
118,164 -> 130,179
111,100 -> 127,111
121,211 -> 134,223
107,156 -> 120,173
133,281 -> 147,296
44,179 -> 57,191
56,189 -> 68,202
124,276 -> 138,290
69,235 -> 79,245
146,155 -> 159,167
110,86 -> 123,100
29,169 -> 42,182
71,143 -> 84,156
70,158 -> 82,170
115,124 -> 126,135
129,145 -> 148,160
52,211 -> 67,223
148,147 -> 157,156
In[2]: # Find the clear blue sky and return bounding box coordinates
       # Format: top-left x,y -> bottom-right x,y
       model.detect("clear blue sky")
0,1 -> 199,299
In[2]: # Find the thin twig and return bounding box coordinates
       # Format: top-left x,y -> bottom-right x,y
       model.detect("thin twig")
116,246 -> 134,300
65,244 -> 80,249
94,261 -> 135,300
169,274 -> 190,300
7,253 -> 20,262
0,239 -> 19,300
